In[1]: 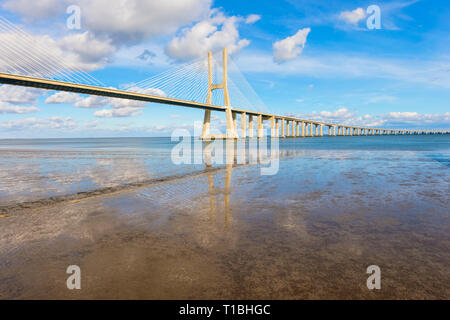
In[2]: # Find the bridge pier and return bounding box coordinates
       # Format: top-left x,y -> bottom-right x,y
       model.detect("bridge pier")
241,112 -> 246,138
275,119 -> 280,137
248,115 -> 254,139
271,117 -> 276,137
232,112 -> 238,137
257,115 -> 263,138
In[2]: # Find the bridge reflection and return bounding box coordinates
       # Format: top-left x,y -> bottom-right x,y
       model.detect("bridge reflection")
202,140 -> 300,226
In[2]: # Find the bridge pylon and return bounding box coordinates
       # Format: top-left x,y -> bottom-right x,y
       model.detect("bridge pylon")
200,48 -> 239,140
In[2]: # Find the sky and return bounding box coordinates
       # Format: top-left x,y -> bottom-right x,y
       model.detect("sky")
0,0 -> 449,138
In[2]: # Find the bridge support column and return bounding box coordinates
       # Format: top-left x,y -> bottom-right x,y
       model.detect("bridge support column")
241,112 -> 246,138
257,115 -> 263,139
320,125 -> 323,136
275,119 -> 279,137
232,112 -> 238,138
281,119 -> 285,138
200,110 -> 211,140
271,117 -> 275,137
296,121 -> 300,137
248,115 -> 254,139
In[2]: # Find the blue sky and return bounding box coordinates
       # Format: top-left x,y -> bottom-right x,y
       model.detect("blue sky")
0,0 -> 449,138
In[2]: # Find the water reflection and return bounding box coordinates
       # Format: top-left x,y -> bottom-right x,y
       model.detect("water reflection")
202,140 -> 303,226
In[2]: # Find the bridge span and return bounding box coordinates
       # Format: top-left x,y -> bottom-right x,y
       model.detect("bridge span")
0,49 -> 448,139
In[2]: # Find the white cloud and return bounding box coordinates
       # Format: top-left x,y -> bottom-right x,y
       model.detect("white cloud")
170,114 -> 182,119
0,85 -> 42,104
0,102 -> 39,114
0,30 -> 116,73
273,28 -> 311,63
0,116 -> 76,130
94,107 -> 143,118
2,0 -> 64,23
3,0 -> 212,45
381,112 -> 450,124
289,108 -> 450,128
85,120 -> 100,128
45,92 -> 81,104
75,96 -> 109,109
166,11 -> 251,61
58,32 -> 116,67
127,87 -> 166,97
76,0 -> 212,45
110,98 -> 145,109
245,14 -> 261,24
339,8 -> 366,25
44,87 -> 161,117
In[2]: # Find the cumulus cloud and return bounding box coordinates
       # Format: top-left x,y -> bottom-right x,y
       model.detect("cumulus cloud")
45,92 -> 81,104
127,87 -> 166,97
381,112 -> 450,124
44,87 -> 163,118
58,32 -> 116,67
0,30 -> 116,73
0,85 -> 43,105
94,107 -> 143,118
74,96 -> 109,109
245,14 -> 261,24
339,8 -> 366,25
0,102 -> 39,114
273,28 -> 311,63
2,0 -> 212,44
289,108 -> 450,128
166,11 -> 251,61
0,116 -> 76,130
75,0 -> 212,46
2,0 -> 64,23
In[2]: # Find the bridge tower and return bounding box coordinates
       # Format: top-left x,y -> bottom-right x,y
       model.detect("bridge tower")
200,48 -> 239,140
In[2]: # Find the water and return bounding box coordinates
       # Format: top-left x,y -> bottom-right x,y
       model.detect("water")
0,135 -> 448,299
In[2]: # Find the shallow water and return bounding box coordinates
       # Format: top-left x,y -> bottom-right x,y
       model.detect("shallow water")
0,136 -> 449,299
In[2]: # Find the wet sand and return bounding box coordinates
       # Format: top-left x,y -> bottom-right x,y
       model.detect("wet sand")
0,147 -> 448,299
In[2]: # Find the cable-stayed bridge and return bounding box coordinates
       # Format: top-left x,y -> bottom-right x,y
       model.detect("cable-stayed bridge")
0,16 -> 448,138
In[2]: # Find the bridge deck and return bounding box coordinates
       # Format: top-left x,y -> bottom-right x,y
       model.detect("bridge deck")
0,73 -> 447,135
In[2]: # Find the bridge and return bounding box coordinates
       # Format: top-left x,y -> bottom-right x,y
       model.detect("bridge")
0,16 -> 447,138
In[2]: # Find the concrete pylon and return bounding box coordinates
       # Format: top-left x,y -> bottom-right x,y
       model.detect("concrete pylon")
200,48 -> 238,140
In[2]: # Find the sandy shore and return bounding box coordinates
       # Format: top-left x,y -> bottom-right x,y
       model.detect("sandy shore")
0,152 -> 448,299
